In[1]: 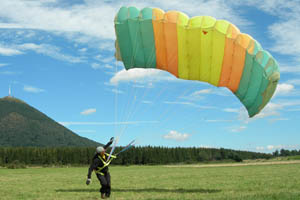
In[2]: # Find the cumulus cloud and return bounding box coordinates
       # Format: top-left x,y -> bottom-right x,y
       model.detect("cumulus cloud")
80,108 -> 96,115
274,83 -> 294,96
253,103 -> 282,118
23,85 -> 45,93
237,98 -> 300,123
249,0 -> 300,61
110,68 -> 175,85
163,130 -> 191,141
0,46 -> 23,56
0,0 -> 249,43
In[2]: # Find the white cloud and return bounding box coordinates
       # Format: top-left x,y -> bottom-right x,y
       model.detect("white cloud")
242,0 -> 300,61
18,43 -> 85,63
104,64 -> 113,69
182,87 -> 231,101
256,144 -> 300,151
164,101 -> 215,109
268,118 -> 289,123
274,83 -> 294,96
23,85 -> 45,93
60,120 -> 159,126
280,65 -> 300,74
286,108 -> 300,112
205,119 -> 233,123
192,89 -> 212,95
102,57 -> 115,63
0,63 -> 9,68
110,68 -> 175,85
256,146 -> 265,151
267,145 -> 282,150
237,102 -> 282,123
78,48 -> 87,53
132,82 -> 154,89
223,108 -> 239,113
287,79 -> 300,86
142,100 -> 153,104
0,46 -> 23,56
230,125 -> 247,133
183,89 -> 212,100
163,130 -> 190,141
280,100 -> 300,107
0,71 -> 18,75
0,0 -> 250,45
238,98 -> 300,122
269,19 -> 300,57
80,108 -> 96,115
91,63 -> 113,70
1,43 -> 85,63
111,88 -> 124,94
267,144 -> 299,150
0,1 -> 117,41
252,103 -> 282,119
91,63 -> 101,70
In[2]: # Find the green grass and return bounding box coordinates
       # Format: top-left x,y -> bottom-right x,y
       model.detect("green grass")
1,163 -> 300,200
275,155 -> 300,161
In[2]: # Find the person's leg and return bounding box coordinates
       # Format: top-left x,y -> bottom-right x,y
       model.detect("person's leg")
105,172 -> 111,197
97,174 -> 108,198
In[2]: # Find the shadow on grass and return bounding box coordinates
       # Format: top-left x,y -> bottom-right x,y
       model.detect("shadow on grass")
56,188 -> 221,194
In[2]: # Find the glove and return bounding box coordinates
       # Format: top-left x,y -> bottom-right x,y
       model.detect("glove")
110,137 -> 114,143
86,178 -> 91,185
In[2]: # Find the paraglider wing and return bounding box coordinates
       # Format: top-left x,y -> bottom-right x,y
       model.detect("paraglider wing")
114,6 -> 280,117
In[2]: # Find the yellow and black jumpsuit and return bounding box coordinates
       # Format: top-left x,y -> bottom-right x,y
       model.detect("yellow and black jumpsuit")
87,141 -> 116,197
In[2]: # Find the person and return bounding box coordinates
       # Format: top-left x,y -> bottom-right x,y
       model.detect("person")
86,137 -> 116,199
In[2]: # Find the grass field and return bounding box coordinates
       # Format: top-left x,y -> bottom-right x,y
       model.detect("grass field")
1,161 -> 300,200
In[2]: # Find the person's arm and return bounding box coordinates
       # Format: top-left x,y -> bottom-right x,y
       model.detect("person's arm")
104,137 -> 114,149
87,157 -> 101,179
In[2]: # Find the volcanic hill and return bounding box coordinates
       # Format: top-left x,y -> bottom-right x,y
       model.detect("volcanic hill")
0,96 -> 100,147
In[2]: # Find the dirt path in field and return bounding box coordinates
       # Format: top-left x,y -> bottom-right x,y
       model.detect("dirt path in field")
164,160 -> 300,168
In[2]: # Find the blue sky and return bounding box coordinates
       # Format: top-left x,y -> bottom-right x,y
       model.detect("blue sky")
1,0 -> 300,153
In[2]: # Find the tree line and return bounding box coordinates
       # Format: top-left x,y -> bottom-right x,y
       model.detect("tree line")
0,146 -> 284,166
272,149 -> 300,157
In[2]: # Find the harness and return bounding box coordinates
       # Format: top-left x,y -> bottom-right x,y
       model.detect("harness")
95,153 -> 116,175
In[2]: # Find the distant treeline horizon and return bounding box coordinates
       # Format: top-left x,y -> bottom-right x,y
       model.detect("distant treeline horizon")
1,146 -> 299,166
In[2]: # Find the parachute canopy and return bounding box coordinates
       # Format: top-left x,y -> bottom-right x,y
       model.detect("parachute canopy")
114,6 -> 280,117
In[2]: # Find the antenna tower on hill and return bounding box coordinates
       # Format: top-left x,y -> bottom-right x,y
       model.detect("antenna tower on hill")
8,85 -> 12,97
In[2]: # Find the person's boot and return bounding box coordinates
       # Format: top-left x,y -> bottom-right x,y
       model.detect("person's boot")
101,193 -> 106,199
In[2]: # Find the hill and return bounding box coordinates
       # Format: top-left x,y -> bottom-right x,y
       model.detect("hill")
0,96 -> 101,147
